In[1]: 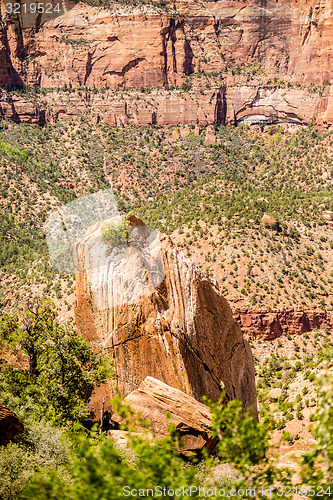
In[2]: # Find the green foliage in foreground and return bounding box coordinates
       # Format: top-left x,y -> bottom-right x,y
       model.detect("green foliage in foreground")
0,374 -> 333,499
1,301 -> 333,499
0,300 -> 111,424
0,420 -> 68,500
21,376 -> 333,500
24,424 -> 201,500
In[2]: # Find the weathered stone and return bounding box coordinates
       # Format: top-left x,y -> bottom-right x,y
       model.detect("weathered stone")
107,429 -> 153,451
111,376 -> 215,456
74,220 -> 258,418
180,125 -> 190,138
234,308 -> 332,339
205,125 -> 216,144
322,211 -> 333,221
0,405 -> 24,446
267,388 -> 282,400
171,129 -> 180,140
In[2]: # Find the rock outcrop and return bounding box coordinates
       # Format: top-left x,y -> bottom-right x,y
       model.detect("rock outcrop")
0,404 -> 24,446
74,217 -> 257,417
111,376 -> 216,456
2,0 -> 333,125
234,308 -> 333,340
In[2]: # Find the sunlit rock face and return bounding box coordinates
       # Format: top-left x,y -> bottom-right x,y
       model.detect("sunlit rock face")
75,218 -> 257,416
2,0 -> 333,125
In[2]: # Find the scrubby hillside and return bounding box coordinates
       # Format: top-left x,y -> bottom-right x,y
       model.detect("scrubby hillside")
0,119 -> 332,315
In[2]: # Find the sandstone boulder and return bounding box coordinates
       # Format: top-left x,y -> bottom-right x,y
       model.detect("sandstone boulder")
0,405 -> 24,446
180,126 -> 190,138
260,214 -> 279,229
111,376 -> 216,457
74,218 -> 257,418
267,388 -> 282,400
171,129 -> 180,141
205,126 -> 216,144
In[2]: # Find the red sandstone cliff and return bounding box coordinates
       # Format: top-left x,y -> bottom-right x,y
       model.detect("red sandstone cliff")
234,308 -> 333,340
74,218 -> 257,414
2,0 -> 333,125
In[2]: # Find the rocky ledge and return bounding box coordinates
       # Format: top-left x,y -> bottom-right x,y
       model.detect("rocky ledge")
234,308 -> 333,340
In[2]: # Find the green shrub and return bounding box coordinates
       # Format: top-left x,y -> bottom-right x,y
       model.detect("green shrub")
0,300 -> 111,424
100,220 -> 130,247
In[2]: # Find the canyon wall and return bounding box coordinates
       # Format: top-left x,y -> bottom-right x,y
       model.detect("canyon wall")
2,0 -> 333,125
74,217 -> 257,416
234,308 -> 333,339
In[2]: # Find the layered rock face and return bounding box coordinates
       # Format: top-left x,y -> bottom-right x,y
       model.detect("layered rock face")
234,308 -> 333,340
74,218 -> 257,414
111,376 -> 217,456
2,0 -> 333,125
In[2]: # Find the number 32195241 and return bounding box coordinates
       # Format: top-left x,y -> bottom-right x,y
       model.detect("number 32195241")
5,3 -> 60,13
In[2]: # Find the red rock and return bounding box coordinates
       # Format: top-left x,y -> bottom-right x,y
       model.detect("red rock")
110,376 -> 216,456
74,220 -> 257,418
0,405 -> 24,446
234,308 -> 333,339
2,1 -> 333,125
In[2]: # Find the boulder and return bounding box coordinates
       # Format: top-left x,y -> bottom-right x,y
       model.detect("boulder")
111,376 -> 216,457
75,218 -> 257,419
0,405 -> 24,446
180,126 -> 190,138
107,429 -> 153,452
260,214 -> 279,229
267,388 -> 282,400
205,126 -> 216,144
171,129 -> 180,141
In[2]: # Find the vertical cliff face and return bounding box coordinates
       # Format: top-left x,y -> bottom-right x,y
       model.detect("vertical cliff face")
74,218 -> 257,414
2,0 -> 333,124
2,0 -> 333,89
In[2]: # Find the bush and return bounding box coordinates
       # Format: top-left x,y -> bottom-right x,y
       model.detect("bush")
0,420 -> 67,500
0,300 -> 111,424
100,220 -> 130,247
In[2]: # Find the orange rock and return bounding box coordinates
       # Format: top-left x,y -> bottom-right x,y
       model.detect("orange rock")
111,376 -> 216,456
74,222 -> 257,418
